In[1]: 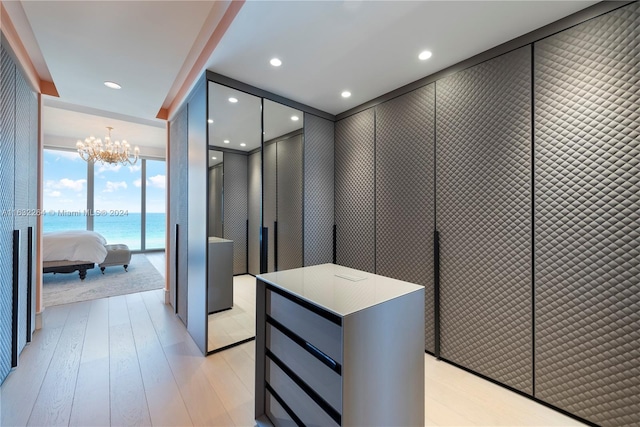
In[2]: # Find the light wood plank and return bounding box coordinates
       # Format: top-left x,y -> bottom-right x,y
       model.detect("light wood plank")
226,400 -> 259,427
0,304 -> 71,427
126,292 -> 193,427
27,301 -> 91,426
141,289 -> 187,349
201,351 -> 252,411
141,288 -> 234,426
162,341 -> 234,426
220,345 -> 255,395
109,295 -> 151,427
69,298 -> 110,427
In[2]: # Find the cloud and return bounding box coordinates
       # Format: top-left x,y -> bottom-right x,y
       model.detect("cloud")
50,191 -> 61,197
98,163 -> 122,173
133,178 -> 143,188
54,151 -> 81,161
129,165 -> 141,173
104,181 -> 128,193
45,178 -> 87,192
148,174 -> 166,190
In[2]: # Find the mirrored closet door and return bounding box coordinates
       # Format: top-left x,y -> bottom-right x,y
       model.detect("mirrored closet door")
207,82 -> 261,352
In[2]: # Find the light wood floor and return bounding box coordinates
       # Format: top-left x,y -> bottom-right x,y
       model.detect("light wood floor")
1,254 -> 585,426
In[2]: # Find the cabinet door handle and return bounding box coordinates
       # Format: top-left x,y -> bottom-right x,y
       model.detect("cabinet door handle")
305,341 -> 337,369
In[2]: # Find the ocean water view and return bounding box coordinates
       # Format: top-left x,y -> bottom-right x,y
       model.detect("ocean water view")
43,212 -> 166,250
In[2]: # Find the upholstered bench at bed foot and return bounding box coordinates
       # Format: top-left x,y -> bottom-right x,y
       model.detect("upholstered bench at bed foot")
99,244 -> 132,273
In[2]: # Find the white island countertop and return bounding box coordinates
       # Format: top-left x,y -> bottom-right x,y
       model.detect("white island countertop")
257,263 -> 422,317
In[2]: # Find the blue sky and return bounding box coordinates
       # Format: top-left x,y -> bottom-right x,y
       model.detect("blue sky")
43,149 -> 165,213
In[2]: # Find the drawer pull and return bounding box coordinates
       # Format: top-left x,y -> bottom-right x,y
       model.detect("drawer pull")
305,342 -> 337,370
267,314 -> 342,375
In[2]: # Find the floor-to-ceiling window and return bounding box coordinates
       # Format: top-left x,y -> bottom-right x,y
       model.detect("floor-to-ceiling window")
93,160 -> 142,250
42,148 -> 88,232
144,159 -> 166,250
43,147 -> 166,251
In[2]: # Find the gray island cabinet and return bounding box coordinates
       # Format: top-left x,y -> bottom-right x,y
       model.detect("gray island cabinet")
255,263 -> 425,426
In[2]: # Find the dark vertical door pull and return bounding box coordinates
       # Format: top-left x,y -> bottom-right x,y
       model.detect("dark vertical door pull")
333,224 -> 337,264
174,224 -> 179,314
260,227 -> 268,274
434,230 -> 441,359
12,230 -> 20,367
273,221 -> 278,271
245,219 -> 249,274
26,226 -> 33,343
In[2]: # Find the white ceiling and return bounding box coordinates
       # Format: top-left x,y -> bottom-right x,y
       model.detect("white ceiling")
10,0 -> 599,148
209,150 -> 223,167
42,103 -> 166,156
207,0 -> 598,115
21,0 -> 215,119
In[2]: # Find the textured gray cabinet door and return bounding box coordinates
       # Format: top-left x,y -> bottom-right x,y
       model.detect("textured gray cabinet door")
14,66 -> 31,356
335,109 -> 375,273
375,84 -> 435,352
248,150 -> 262,276
534,3 -> 640,426
276,134 -> 303,271
223,152 -> 248,275
169,105 -> 188,325
264,141 -> 277,273
0,45 -> 16,381
436,46 -> 533,394
303,114 -> 334,267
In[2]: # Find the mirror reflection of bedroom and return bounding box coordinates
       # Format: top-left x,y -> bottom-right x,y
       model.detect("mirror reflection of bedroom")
41,119 -> 167,308
207,83 -> 261,352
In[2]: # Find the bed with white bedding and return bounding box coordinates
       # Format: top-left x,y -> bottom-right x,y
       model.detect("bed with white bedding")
43,230 -> 108,280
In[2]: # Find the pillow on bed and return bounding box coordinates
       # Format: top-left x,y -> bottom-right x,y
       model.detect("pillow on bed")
43,230 -> 108,264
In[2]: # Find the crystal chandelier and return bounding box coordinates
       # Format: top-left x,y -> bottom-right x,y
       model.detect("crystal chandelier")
76,126 -> 140,165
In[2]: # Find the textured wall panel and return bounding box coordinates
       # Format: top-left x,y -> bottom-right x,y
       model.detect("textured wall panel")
335,109 -> 376,273
303,114 -> 334,267
376,84 -> 435,352
436,46 -> 532,394
0,45 -> 15,382
14,67 -> 30,356
223,152 -> 248,275
535,4 -> 640,426
169,105 -> 188,323
248,151 -> 261,275
263,141 -> 277,273
277,133 -> 303,271
208,164 -> 223,238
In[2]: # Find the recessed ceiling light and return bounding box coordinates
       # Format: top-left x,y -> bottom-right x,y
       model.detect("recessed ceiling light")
104,81 -> 121,89
212,156 -> 217,160
228,97 -> 238,103
224,140 -> 230,144
240,143 -> 246,147
270,58 -> 282,67
207,119 -> 214,124
291,115 -> 299,121
418,50 -> 432,61
341,91 -> 351,98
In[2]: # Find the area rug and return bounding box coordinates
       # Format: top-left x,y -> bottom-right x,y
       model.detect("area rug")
43,254 -> 164,307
